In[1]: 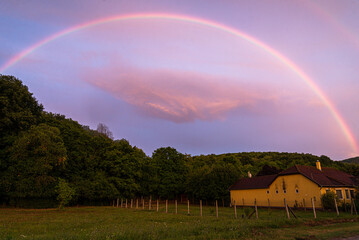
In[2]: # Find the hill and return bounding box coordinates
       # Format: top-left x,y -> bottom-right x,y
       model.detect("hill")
341,156 -> 359,164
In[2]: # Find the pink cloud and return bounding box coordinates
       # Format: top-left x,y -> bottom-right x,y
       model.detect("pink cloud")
82,64 -> 288,123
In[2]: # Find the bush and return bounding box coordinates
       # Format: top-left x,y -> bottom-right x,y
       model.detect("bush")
321,192 -> 338,210
56,178 -> 75,209
339,202 -> 351,212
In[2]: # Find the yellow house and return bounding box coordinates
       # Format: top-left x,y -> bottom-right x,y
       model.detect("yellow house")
229,161 -> 357,208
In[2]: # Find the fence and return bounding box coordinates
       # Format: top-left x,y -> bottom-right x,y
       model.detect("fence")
111,196 -> 358,220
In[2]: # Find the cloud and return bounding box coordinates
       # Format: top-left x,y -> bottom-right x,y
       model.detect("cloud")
82,64 -> 284,123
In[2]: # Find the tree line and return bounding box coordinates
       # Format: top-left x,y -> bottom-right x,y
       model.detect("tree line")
1,75 -> 358,208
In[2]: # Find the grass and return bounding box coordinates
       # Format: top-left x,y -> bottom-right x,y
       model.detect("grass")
0,204 -> 358,240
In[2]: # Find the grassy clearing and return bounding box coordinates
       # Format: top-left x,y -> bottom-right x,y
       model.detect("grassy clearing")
0,204 -> 358,240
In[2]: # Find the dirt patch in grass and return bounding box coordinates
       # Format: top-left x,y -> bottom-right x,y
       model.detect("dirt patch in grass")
303,218 -> 359,227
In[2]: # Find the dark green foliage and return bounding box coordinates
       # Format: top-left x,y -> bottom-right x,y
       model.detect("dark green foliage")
0,75 -> 43,136
186,154 -> 243,201
56,178 -> 75,209
151,147 -> 188,199
6,124 -> 67,199
0,75 -> 43,199
321,192 -> 338,210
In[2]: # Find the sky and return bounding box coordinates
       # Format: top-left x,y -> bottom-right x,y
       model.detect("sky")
1,0 -> 359,160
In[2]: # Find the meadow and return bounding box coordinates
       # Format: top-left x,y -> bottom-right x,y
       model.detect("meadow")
1,204 -> 358,240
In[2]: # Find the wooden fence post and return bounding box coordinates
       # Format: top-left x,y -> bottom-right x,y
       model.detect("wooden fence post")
352,196 -> 358,215
125,199 -> 128,208
216,200 -> 218,218
142,198 -> 145,210
311,198 -> 317,219
334,198 -> 339,216
254,199 -> 258,219
344,198 -> 347,212
166,200 -> 168,213
234,200 -> 237,219
175,200 -> 178,214
200,200 -> 202,217
131,199 -> 133,208
284,198 -> 290,219
149,197 -> 152,210
187,200 -> 190,215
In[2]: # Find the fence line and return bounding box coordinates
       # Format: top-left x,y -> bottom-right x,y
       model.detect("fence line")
111,196 -> 356,220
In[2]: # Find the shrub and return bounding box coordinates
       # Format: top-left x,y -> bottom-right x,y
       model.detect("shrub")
321,192 -> 338,210
56,178 -> 75,209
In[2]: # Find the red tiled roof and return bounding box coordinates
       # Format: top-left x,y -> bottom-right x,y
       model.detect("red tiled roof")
230,165 -> 356,190
229,174 -> 277,190
279,165 -> 356,187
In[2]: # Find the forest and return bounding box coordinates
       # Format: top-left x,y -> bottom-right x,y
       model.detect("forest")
1,74 -> 358,208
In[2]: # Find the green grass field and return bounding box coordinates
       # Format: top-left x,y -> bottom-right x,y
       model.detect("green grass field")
1,204 -> 358,240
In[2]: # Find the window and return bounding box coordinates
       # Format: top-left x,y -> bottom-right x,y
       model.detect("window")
275,189 -> 278,194
295,189 -> 299,194
345,189 -> 350,199
336,189 -> 343,199
266,190 -> 269,194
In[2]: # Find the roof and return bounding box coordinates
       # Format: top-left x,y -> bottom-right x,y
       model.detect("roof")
230,165 -> 356,191
229,174 -> 277,190
279,165 -> 356,187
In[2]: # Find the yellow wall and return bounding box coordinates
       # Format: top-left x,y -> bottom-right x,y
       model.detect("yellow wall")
320,187 -> 356,204
230,174 -> 323,208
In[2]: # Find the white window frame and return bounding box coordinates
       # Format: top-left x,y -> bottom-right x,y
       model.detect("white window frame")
336,189 -> 343,199
345,189 -> 350,199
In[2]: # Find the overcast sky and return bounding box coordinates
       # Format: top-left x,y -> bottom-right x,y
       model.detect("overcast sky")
1,0 -> 359,160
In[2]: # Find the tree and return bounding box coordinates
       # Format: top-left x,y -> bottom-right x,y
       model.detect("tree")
151,147 -> 188,199
0,75 -> 43,136
6,124 -> 67,199
0,75 -> 44,200
96,123 -> 113,139
56,178 -> 75,209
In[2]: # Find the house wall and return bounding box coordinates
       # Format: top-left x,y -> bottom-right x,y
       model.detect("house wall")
320,187 -> 356,204
230,174 -> 323,208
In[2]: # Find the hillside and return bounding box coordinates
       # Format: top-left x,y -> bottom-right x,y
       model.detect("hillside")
341,156 -> 359,164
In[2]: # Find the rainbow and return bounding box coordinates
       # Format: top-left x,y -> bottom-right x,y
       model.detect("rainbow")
1,13 -> 358,154
303,0 -> 359,51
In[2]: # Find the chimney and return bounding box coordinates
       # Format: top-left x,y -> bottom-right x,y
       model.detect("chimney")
316,160 -> 322,171
248,171 -> 252,178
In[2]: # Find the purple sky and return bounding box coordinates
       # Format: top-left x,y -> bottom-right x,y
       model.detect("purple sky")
1,0 -> 359,160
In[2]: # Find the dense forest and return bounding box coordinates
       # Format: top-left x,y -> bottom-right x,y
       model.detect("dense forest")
1,75 -> 358,208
